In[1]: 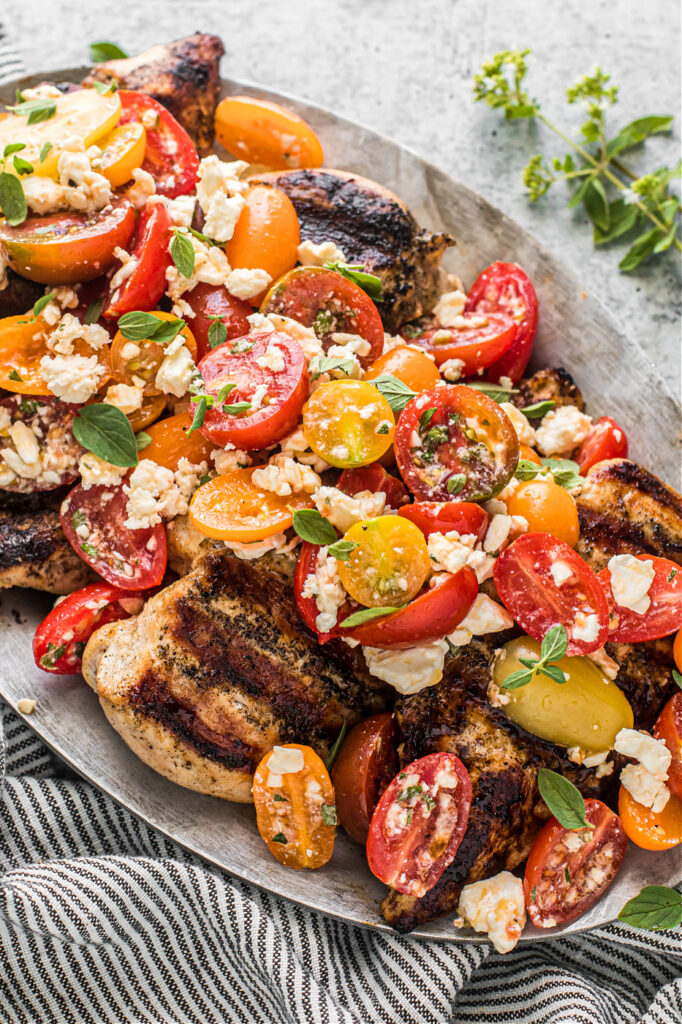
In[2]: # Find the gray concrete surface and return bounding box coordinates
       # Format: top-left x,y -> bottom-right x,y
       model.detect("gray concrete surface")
4,0 -> 681,394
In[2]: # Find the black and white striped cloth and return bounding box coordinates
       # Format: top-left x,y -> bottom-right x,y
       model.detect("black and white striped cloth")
0,36 -> 680,1024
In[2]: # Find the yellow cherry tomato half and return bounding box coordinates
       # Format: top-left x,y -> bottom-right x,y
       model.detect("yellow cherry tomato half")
189,466 -> 312,541
519,443 -> 542,466
618,785 -> 682,851
364,345 -> 441,394
0,313 -> 110,395
110,311 -> 197,395
141,410 -> 216,471
506,478 -> 580,547
303,379 -> 395,469
215,95 -> 324,170
493,636 -> 634,753
338,516 -> 431,608
126,393 -> 167,434
95,120 -> 146,187
225,185 -> 300,303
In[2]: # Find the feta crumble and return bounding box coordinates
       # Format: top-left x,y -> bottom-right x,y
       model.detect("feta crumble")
226,267 -> 272,300
535,405 -> 592,456
432,289 -> 467,327
78,453 -> 125,490
155,335 -> 197,398
300,547 -> 346,633
456,872 -> 526,954
312,486 -> 386,533
363,639 -> 449,694
614,728 -> 672,814
252,455 -> 321,497
607,553 -> 655,615
447,594 -> 514,648
440,358 -> 466,382
297,239 -> 346,266
40,352 -> 105,404
104,383 -> 144,416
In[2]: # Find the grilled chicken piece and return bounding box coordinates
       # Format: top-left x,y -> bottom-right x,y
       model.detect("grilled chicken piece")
513,366 -> 585,412
83,34 -> 224,155
83,550 -> 388,803
382,638 -> 611,933
166,514 -> 220,576
0,269 -> 42,319
256,168 -> 454,332
0,503 -> 92,593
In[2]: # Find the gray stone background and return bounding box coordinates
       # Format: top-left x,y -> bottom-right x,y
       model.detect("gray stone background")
4,0 -> 681,394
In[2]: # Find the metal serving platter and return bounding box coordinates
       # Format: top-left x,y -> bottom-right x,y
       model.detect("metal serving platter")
0,67 -> 679,943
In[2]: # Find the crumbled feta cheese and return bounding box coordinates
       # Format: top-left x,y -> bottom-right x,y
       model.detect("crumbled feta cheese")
211,447 -> 251,474
226,267 -> 271,300
268,745 -> 304,775
500,402 -> 537,446
124,459 -> 188,529
196,155 -> 249,215
165,233 -> 231,311
300,547 -> 346,632
255,341 -> 286,373
535,405 -> 592,456
573,611 -> 600,644
20,84 -> 63,101
203,190 -> 246,243
40,352 -> 105,404
313,486 -> 386,533
126,167 -> 156,209
432,290 -> 467,327
427,530 -> 495,583
456,872 -> 526,954
174,457 -> 209,504
614,728 -> 672,813
16,698 -> 36,715
483,513 -> 514,553
279,426 -> 329,473
440,358 -> 466,382
447,594 -> 514,648
222,532 -> 291,560
550,560 -> 573,587
109,248 -> 137,293
587,647 -> 620,680
153,193 -> 197,228
78,453 -> 125,490
255,313 -> 324,362
8,420 -> 40,466
297,239 -> 346,266
363,640 -> 449,694
252,455 -> 321,497
104,383 -> 144,416
154,336 -> 196,398
607,553 -> 655,615
46,312 -> 110,356
56,149 -> 112,212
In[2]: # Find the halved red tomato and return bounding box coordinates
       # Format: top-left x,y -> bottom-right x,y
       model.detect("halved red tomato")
654,692 -> 682,802
394,385 -> 519,502
576,417 -> 628,475
60,481 -> 167,590
260,266 -> 383,367
198,331 -> 308,449
103,202 -> 172,319
597,555 -> 681,642
464,262 -> 538,384
294,537 -> 354,643
398,500 -> 489,543
337,462 -> 410,509
0,394 -> 80,492
183,283 -> 253,361
406,312 -> 516,374
494,533 -> 609,655
33,582 -> 148,674
367,752 -> 472,897
524,799 -> 627,928
73,277 -> 117,339
332,714 -> 398,845
118,90 -> 199,197
0,199 -> 136,285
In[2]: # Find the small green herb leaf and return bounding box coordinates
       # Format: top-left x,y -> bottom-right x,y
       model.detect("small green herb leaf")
291,508 -> 337,546
419,407 -> 436,432
8,98 -> 57,125
327,539 -> 357,561
170,230 -> 195,279
3,143 -> 25,158
339,606 -> 401,628
447,474 -> 466,495
187,397 -> 207,437
221,402 -> 251,416
521,400 -> 555,419
8,369 -> 23,382
32,292 -> 56,318
540,624 -> 568,663
607,116 -> 673,158
135,431 -> 152,451
501,667 -> 534,690
583,177 -> 610,233
309,355 -> 355,380
38,141 -> 53,164
83,297 -> 103,325
272,833 -> 287,844
90,40 -> 129,62
325,260 -> 383,301
118,311 -> 165,340
618,885 -> 682,932
325,718 -> 347,771
72,404 -> 139,468
672,669 -> 682,690
93,80 -> 117,96
619,227 -> 662,272
371,374 -> 416,413
321,804 -> 337,826
468,382 -> 519,403
12,155 -> 33,176
0,171 -> 27,226
207,319 -> 228,349
540,663 -> 567,685
537,768 -> 588,830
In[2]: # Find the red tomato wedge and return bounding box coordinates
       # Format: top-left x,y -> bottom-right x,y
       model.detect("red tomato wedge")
103,201 -> 172,318
337,462 -> 410,509
183,283 -> 253,362
331,713 -> 398,845
597,555 -> 682,642
654,692 -> 682,802
576,416 -> 628,475
394,385 -> 519,502
340,566 -> 478,649
260,266 -> 384,367
33,582 -> 148,674
118,90 -> 199,197
398,500 -> 489,543
0,394 -> 80,493
524,799 -> 627,928
464,262 -> 538,384
73,277 -> 117,339
294,537 -> 354,643
494,533 -> 609,655
60,481 -> 167,590
406,312 -> 516,373
198,331 -> 308,449
367,752 -> 472,897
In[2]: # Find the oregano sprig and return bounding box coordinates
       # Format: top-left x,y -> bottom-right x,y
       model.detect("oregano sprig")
501,624 -> 568,689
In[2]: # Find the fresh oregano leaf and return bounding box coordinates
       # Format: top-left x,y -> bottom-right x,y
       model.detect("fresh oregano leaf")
170,230 -> 195,279
447,474 -> 466,495
371,374 -> 417,413
89,40 -> 129,62
135,431 -> 152,451
325,260 -> 383,301
83,297 -> 103,325
32,292 -> 56,318
8,98 -> 57,125
0,171 -> 27,226
618,885 -> 682,932
117,311 -> 166,341
207,318 -> 228,349
291,508 -> 337,546
521,399 -> 555,419
320,804 -> 338,826
540,623 -> 568,663
309,355 -> 356,380
339,606 -> 401,628
325,718 -> 347,770
72,404 -> 138,468
327,539 -> 357,561
537,768 -> 588,830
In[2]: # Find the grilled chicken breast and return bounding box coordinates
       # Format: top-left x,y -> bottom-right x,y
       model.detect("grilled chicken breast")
513,366 -> 585,412
83,34 -> 224,155
0,269 -> 42,320
83,550 -> 388,802
0,503 -> 92,593
256,168 -> 454,332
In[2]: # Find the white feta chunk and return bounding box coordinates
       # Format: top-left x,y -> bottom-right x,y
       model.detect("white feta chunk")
363,640 -> 449,694
300,547 -> 346,633
297,239 -> 346,266
226,267 -> 271,300
456,871 -> 526,954
104,383 -> 144,416
608,554 -> 655,615
535,405 -> 592,456
313,486 -> 386,533
614,728 -> 672,813
500,402 -> 537,446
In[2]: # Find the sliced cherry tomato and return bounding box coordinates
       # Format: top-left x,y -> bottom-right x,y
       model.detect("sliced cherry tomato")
126,393 -> 166,433
252,744 -> 335,869
338,516 -> 431,608
367,752 -> 472,897
189,466 -> 312,541
654,692 -> 682,802
394,385 -> 519,502
73,276 -> 117,339
303,379 -> 395,469
524,799 -> 627,928
675,628 -> 682,672
494,533 -> 609,655
294,538 -> 354,642
597,555 -> 682,642
364,346 -> 441,393
519,443 -> 542,466
60,481 -> 167,590
331,714 -> 398,845
464,262 -> 539,384
406,312 -> 516,374
110,311 -> 197,395
225,185 -> 300,301
261,266 -> 384,367
142,411 -> 216,471
337,462 -> 410,509
118,90 -> 199,197
398,500 -> 489,543
183,283 -> 253,362
0,199 -> 136,285
215,95 -> 324,170
0,313 -> 110,396
198,331 -> 308,449
576,416 -> 628,475
103,202 -> 172,318
0,394 -> 81,492
341,566 -> 478,649
96,120 -> 146,187
506,479 -> 580,547
33,581 -> 147,674
618,785 -> 682,851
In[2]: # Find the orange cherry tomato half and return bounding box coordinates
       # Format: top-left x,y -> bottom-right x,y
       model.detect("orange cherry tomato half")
118,90 -> 199,198
0,314 -> 110,395
654,691 -> 682,802
576,416 -> 628,475
215,95 -> 324,170
110,312 -> 197,395
406,312 -> 517,374
597,555 -> 682,643
519,443 -> 542,466
364,345 -> 441,393
252,744 -> 335,869
331,714 -> 398,845
674,628 -> 682,672
141,411 -> 216,471
188,466 -> 312,542
225,185 -> 300,301
96,120 -> 147,187
524,798 -> 627,928
506,478 -> 580,547
464,262 -> 539,384
183,282 -> 253,362
103,202 -> 173,319
0,199 -> 136,285
618,784 -> 682,851
126,393 -> 166,433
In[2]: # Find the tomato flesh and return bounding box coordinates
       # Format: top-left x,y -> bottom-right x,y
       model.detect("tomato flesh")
618,784 -> 682,850
225,185 -> 300,297
338,462 -> 410,509
337,516 -> 431,608
0,394 -> 80,492
302,379 -> 395,468
332,714 -> 398,845
118,90 -> 199,197
365,346 -> 441,393
406,312 -> 516,374
465,262 -> 538,384
654,692 -> 682,802
398,500 -> 489,543
576,416 -> 628,474
103,202 -> 172,318
215,95 -> 324,170
142,411 -> 216,471
189,467 -> 312,542
183,283 -> 253,362
597,555 -> 682,642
